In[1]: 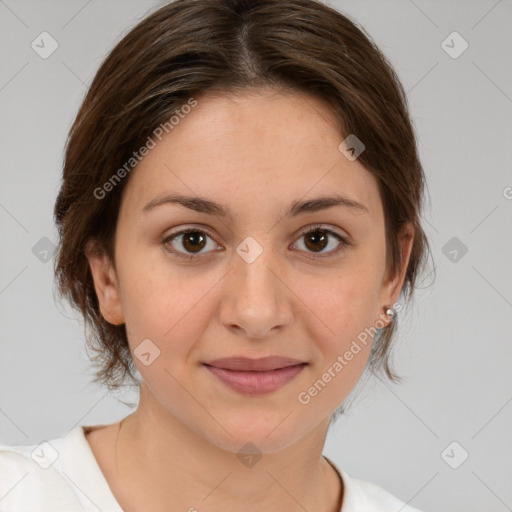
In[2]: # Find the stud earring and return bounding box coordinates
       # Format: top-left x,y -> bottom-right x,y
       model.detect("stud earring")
384,306 -> 396,322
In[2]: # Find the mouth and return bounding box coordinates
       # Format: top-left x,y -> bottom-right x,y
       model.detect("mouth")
203,356 -> 307,395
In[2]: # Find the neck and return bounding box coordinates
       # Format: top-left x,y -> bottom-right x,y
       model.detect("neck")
111,384 -> 342,512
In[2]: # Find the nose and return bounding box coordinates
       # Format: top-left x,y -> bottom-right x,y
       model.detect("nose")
219,245 -> 293,340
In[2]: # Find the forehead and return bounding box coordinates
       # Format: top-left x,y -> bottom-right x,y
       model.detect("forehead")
120,88 -> 382,222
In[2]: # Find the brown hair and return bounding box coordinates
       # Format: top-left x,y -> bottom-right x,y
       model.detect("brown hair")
54,0 -> 433,393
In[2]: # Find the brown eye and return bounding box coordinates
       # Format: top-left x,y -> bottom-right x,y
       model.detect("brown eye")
303,229 -> 329,252
293,226 -> 350,259
162,229 -> 220,260
181,231 -> 207,253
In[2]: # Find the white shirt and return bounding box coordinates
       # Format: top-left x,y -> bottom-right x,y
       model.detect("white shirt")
0,425 -> 422,511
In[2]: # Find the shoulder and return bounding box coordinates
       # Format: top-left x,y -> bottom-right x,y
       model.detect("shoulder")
324,456 -> 423,512
341,471 -> 423,512
0,429 -> 91,511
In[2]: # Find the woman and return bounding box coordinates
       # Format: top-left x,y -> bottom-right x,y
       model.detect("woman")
0,0 -> 431,510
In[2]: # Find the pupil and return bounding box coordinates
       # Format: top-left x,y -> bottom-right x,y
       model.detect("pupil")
305,230 -> 328,252
183,232 -> 206,253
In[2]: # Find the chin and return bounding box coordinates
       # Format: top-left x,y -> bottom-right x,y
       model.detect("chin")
195,408 -> 314,455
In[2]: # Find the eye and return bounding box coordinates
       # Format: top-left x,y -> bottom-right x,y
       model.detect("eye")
162,228 -> 221,261
292,225 -> 351,259
162,224 -> 351,262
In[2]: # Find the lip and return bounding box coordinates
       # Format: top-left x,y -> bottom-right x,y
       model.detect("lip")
205,356 -> 304,371
203,356 -> 307,395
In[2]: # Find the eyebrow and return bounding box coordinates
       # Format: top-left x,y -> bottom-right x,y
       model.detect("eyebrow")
142,193 -> 369,218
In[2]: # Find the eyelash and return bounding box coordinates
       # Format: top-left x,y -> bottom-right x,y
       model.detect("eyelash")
161,224 -> 351,262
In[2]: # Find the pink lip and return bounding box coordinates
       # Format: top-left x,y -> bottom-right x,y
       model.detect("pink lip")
203,356 -> 307,395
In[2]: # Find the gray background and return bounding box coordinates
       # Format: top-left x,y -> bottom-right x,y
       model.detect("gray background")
0,1 -> 511,511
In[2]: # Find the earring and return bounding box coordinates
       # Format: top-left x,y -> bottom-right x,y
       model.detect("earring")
385,306 -> 396,322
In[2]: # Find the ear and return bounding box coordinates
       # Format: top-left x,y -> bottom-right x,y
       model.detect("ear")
377,222 -> 415,323
85,240 -> 125,326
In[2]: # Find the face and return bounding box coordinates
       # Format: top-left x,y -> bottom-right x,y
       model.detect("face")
88,88 -> 413,454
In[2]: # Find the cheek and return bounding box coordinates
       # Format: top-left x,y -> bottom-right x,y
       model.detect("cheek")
118,272 -> 209,406
294,256 -> 384,395
116,256 -> 219,366
302,258 -> 384,339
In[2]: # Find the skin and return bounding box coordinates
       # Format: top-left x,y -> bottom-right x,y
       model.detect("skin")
86,87 -> 414,512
